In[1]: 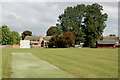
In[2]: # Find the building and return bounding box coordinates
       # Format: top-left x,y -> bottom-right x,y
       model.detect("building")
103,36 -> 119,45
44,36 -> 53,43
97,40 -> 116,48
97,36 -> 119,48
44,36 -> 53,47
24,36 -> 44,48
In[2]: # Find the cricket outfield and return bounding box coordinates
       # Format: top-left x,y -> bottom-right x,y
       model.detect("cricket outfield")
2,48 -> 118,78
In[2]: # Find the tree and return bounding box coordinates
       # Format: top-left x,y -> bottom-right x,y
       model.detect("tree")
11,31 -> 21,45
57,3 -> 108,47
22,30 -> 32,40
109,34 -> 116,36
57,4 -> 86,44
0,25 -> 21,45
48,31 -> 75,48
83,3 -> 108,47
47,26 -> 60,36
62,31 -> 75,47
1,25 -> 21,45
48,35 -> 59,48
1,25 -> 12,45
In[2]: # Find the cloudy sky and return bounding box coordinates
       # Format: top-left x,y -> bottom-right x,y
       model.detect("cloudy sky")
0,1 -> 119,37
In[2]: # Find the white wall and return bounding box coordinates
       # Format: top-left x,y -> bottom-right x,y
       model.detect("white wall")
20,40 -> 30,48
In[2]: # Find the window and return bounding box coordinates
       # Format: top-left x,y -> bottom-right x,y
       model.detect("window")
33,40 -> 36,41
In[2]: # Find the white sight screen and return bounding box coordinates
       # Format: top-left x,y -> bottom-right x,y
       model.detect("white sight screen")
20,40 -> 30,48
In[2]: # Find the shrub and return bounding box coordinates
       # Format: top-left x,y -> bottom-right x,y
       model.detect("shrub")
48,35 -> 59,48
48,31 -> 75,48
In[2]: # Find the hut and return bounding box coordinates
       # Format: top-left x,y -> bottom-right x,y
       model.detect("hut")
97,40 -> 116,48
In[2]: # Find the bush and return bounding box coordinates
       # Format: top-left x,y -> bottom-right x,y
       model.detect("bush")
48,31 -> 75,48
48,35 -> 58,48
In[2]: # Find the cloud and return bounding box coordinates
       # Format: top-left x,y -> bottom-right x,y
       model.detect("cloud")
102,3 -> 118,20
0,0 -> 119,2
0,3 -> 2,27
103,23 -> 118,36
1,2 -> 118,37
2,2 -> 63,36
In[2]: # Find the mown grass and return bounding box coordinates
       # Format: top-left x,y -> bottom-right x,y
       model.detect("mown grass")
2,48 -> 118,78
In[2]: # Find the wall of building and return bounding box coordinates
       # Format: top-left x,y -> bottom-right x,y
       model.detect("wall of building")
13,45 -> 20,48
97,44 -> 116,48
1,45 -> 20,48
1,45 -> 13,48
32,45 -> 42,48
20,40 -> 30,48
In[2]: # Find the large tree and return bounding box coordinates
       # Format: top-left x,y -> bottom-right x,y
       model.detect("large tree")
57,4 -> 86,44
11,31 -> 21,45
47,26 -> 60,36
22,30 -> 32,40
57,3 -> 108,47
1,25 -> 12,45
83,3 -> 108,47
46,26 -> 58,36
1,25 -> 21,45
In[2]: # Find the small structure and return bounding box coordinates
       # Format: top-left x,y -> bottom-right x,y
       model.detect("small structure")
97,36 -> 119,48
97,40 -> 116,48
20,40 -> 30,48
103,36 -> 119,45
24,36 -> 44,48
44,36 -> 53,47
103,36 -> 119,40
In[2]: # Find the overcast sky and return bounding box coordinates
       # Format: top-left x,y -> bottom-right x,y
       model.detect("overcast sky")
0,1 -> 119,37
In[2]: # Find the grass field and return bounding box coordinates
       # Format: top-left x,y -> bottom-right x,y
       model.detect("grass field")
2,48 -> 118,78
11,53 -> 75,78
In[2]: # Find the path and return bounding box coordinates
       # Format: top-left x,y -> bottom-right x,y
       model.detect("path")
11,53 -> 75,78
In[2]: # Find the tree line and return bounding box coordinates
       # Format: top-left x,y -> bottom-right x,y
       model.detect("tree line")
0,25 -> 21,45
47,3 -> 108,48
0,25 -> 32,45
1,3 -> 116,48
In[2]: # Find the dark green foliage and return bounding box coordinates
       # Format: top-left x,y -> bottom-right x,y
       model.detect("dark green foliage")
22,30 -> 32,40
74,30 -> 86,44
83,3 -> 108,47
57,3 -> 108,47
57,4 -> 86,45
1,25 -> 12,45
11,31 -> 21,45
48,32 -> 75,48
109,34 -> 116,36
1,25 -> 21,45
47,26 -> 60,36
